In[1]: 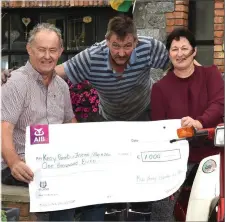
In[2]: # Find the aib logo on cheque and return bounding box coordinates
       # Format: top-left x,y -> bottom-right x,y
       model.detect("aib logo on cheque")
30,125 -> 49,145
40,181 -> 47,188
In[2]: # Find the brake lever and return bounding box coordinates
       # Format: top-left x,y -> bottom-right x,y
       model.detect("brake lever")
170,137 -> 193,143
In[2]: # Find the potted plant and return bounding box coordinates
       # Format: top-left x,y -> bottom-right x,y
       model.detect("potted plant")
67,80 -> 99,122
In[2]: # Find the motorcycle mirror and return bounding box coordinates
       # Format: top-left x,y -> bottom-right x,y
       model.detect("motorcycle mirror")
214,125 -> 224,147
177,127 -> 195,138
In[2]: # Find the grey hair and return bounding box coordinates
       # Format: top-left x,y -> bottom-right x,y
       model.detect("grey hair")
28,23 -> 63,47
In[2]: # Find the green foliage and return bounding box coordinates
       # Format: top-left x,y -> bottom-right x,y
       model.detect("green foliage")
1,210 -> 7,222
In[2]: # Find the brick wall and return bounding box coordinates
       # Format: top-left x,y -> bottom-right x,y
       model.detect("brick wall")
165,0 -> 189,34
2,184 -> 36,221
1,0 -> 109,7
214,0 -> 224,73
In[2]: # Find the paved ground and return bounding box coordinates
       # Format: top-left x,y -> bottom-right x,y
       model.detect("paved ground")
151,196 -> 177,221
151,164 -> 195,222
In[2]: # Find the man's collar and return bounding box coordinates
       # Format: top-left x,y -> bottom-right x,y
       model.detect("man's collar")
106,48 -> 137,70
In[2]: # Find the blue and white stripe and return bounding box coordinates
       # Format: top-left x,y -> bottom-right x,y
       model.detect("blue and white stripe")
64,36 -> 169,120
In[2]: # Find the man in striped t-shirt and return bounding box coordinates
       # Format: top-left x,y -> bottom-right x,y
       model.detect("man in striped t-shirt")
56,15 -> 169,221
56,16 -> 170,121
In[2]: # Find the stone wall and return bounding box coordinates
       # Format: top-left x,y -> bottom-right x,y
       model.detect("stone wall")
133,0 -> 224,78
133,0 -> 175,42
133,0 -> 191,81
133,0 -> 175,81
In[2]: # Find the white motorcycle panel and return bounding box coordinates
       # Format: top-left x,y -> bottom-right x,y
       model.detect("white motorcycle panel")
186,154 -> 220,221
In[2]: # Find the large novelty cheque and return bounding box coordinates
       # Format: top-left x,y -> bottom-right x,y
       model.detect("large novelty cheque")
25,120 -> 189,212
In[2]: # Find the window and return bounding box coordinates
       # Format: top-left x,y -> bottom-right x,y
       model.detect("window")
2,12 -> 9,50
67,15 -> 95,50
10,13 -> 39,50
96,15 -> 114,42
2,9 -> 39,68
189,0 -> 214,65
1,56 -> 8,71
2,8 -> 121,69
11,54 -> 29,67
40,13 -> 66,47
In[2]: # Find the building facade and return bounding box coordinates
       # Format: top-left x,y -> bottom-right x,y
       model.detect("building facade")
2,0 -> 224,74
133,0 -> 224,76
1,1 -> 129,70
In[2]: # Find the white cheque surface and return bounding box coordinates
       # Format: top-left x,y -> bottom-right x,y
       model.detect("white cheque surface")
25,120 -> 189,212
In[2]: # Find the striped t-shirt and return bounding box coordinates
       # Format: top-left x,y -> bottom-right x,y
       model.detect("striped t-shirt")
64,36 -> 169,120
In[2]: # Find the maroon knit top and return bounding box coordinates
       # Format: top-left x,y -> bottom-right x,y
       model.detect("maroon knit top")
151,65 -> 224,162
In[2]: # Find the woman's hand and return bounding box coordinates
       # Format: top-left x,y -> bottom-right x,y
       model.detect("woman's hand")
181,116 -> 203,129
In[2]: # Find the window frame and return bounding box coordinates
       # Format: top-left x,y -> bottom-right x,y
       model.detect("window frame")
2,7 -> 130,68
188,0 -> 214,65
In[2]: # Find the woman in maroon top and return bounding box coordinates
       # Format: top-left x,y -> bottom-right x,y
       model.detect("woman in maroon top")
151,28 -> 224,163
